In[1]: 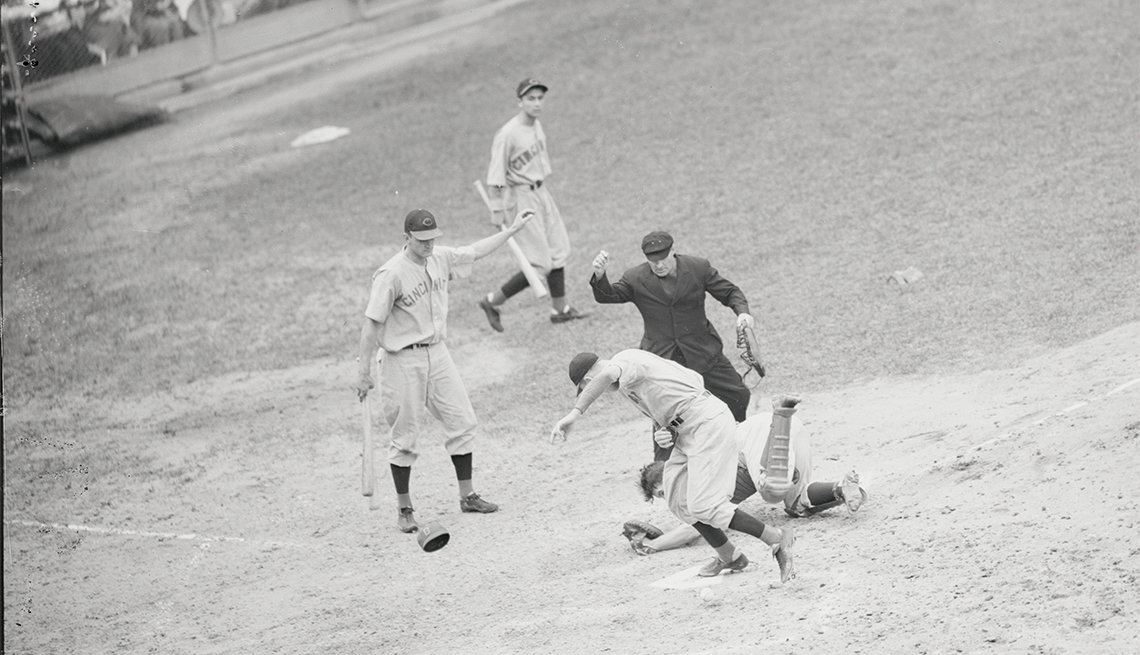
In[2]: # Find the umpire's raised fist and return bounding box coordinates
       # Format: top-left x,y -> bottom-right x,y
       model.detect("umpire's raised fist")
592,250 -> 609,276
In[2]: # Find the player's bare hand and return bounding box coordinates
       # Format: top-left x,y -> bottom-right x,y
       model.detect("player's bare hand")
509,209 -> 535,232
355,373 -> 374,401
736,313 -> 755,330
490,209 -> 506,227
653,427 -> 675,449
592,250 -> 609,277
550,414 -> 576,444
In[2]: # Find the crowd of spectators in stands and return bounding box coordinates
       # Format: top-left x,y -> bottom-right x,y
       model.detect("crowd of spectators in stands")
3,0 -> 311,83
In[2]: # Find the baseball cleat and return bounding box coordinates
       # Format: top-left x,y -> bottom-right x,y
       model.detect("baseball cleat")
838,471 -> 866,514
397,506 -> 418,533
478,298 -> 504,332
460,492 -> 499,513
784,499 -> 811,519
772,526 -> 795,583
550,306 -> 590,324
698,552 -> 750,577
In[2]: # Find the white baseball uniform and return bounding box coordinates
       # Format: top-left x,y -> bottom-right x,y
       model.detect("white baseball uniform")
605,349 -> 739,530
734,412 -> 814,512
487,114 -> 570,273
365,245 -> 478,467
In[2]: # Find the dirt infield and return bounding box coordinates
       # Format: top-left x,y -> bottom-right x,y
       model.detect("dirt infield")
3,0 -> 1138,653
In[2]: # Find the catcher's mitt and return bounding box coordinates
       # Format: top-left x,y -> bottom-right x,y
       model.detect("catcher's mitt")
621,520 -> 663,556
736,323 -> 766,380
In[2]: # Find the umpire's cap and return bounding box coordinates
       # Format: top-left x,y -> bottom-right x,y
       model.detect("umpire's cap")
641,231 -> 674,257
517,78 -> 548,98
568,352 -> 599,390
405,209 -> 443,240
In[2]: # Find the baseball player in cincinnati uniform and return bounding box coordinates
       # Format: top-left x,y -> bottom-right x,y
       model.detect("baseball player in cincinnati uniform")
624,405 -> 867,555
477,77 -> 590,331
551,350 -> 796,582
355,207 -> 534,533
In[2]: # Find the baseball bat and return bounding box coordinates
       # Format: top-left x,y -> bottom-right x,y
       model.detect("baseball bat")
363,356 -> 388,509
473,180 -> 549,299
361,388 -> 374,497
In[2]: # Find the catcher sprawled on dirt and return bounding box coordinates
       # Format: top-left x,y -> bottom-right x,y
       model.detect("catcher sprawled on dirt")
622,396 -> 867,556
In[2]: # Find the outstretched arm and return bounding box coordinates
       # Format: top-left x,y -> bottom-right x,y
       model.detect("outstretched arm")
469,210 -> 535,260
550,364 -> 621,443
643,523 -> 703,552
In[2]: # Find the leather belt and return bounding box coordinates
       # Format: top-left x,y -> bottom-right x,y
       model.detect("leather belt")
525,180 -> 543,190
668,390 -> 712,429
402,343 -> 431,350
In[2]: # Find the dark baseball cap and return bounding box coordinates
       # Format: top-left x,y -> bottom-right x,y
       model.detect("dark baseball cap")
517,78 -> 548,98
404,209 -> 442,240
641,231 -> 674,258
568,352 -> 599,391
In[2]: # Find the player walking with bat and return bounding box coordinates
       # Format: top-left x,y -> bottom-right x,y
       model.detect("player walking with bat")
476,77 -> 589,332
474,180 -> 547,298
356,207 -> 533,533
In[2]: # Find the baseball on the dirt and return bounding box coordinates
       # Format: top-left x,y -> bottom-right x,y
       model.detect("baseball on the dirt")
700,587 -> 716,602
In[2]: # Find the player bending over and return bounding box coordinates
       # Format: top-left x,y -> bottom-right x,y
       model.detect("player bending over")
622,397 -> 867,555
552,350 -> 795,582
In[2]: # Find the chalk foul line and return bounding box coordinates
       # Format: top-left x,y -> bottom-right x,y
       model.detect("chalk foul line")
4,519 -> 316,550
920,375 -> 1140,475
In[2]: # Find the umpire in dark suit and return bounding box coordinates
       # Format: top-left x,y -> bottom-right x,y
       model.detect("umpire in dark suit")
590,231 -> 755,460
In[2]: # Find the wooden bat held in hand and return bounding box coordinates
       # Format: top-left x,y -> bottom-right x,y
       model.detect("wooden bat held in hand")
473,180 -> 548,299
361,385 -> 374,497
360,355 -> 386,507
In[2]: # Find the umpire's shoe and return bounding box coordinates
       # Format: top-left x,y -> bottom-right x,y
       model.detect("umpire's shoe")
397,506 -> 419,533
478,298 -> 504,332
460,492 -> 499,513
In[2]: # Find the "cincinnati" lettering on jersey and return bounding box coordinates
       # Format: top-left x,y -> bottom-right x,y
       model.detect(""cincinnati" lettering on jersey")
509,139 -> 545,172
399,276 -> 447,308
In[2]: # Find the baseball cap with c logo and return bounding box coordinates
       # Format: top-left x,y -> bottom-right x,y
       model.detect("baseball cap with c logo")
405,209 -> 443,240
517,78 -> 548,98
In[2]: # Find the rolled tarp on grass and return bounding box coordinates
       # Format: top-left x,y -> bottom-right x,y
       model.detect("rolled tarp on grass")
24,96 -> 169,149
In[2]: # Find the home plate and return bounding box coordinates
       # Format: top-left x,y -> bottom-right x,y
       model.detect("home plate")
650,564 -> 731,590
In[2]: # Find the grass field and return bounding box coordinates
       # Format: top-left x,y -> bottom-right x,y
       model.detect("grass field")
3,0 -> 1138,653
